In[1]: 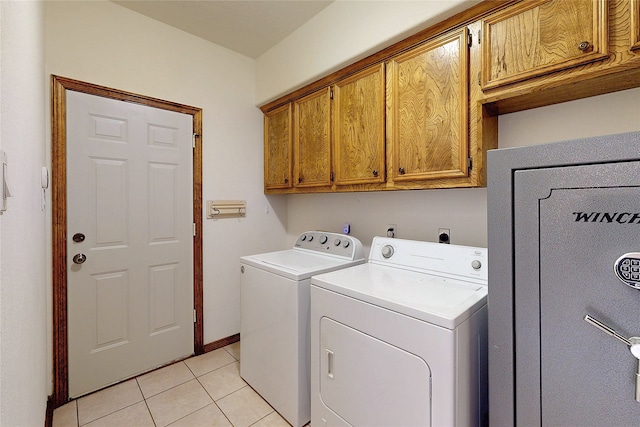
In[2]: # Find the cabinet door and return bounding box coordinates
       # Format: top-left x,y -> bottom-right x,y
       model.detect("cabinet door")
294,88 -> 332,188
387,28 -> 469,183
481,0 -> 608,90
264,103 -> 293,190
333,63 -> 386,186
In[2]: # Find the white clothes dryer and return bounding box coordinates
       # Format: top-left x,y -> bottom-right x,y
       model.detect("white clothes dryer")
240,231 -> 365,427
310,237 -> 488,427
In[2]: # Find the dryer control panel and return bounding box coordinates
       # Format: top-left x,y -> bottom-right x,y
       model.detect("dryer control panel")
294,231 -> 364,260
369,236 -> 487,284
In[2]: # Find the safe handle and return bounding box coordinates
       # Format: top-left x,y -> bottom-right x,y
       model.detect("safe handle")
584,314 -> 631,346
584,314 -> 640,403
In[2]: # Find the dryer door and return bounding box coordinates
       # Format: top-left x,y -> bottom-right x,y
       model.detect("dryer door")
319,317 -> 431,426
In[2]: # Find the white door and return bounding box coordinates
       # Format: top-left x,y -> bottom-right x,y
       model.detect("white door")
66,91 -> 194,397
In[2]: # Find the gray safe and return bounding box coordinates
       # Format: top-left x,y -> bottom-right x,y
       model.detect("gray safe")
488,131 -> 640,426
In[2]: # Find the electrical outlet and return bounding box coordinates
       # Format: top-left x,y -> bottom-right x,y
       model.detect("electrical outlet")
438,228 -> 450,244
387,224 -> 397,238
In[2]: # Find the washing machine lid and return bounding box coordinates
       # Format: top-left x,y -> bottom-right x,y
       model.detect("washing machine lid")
241,249 -> 365,281
311,263 -> 487,329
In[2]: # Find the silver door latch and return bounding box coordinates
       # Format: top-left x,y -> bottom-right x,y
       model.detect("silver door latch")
584,314 -> 640,402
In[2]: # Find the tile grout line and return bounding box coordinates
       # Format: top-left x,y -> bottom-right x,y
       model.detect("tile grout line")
247,409 -> 278,427
136,377 -> 159,427
77,399 -> 147,427
193,365 -> 241,426
146,350 -> 240,426
139,361 -> 196,400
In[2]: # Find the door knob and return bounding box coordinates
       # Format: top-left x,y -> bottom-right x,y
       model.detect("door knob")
73,253 -> 87,264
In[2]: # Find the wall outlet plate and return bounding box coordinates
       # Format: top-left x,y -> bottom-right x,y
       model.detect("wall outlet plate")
438,228 -> 450,244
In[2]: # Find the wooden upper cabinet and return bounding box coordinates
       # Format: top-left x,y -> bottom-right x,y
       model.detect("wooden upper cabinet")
387,28 -> 470,183
333,63 -> 386,186
264,103 -> 293,190
294,87 -> 332,188
481,0 -> 609,90
632,0 -> 640,51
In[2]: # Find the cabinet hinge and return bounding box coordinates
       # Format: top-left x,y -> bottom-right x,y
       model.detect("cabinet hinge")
478,71 -> 481,86
467,32 -> 473,48
193,223 -> 196,236
330,88 -> 334,100
193,309 -> 197,323
478,30 -> 481,44
330,172 -> 335,182
467,156 -> 473,171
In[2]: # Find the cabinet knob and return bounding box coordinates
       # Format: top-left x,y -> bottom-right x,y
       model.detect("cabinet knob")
372,170 -> 379,177
284,178 -> 289,184
578,41 -> 591,52
298,177 -> 303,183
398,167 -> 405,175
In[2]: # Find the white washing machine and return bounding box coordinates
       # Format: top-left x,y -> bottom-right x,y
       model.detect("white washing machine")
240,231 -> 365,427
310,237 -> 488,427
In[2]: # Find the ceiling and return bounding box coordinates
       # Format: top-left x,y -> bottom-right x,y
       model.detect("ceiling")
111,0 -> 335,59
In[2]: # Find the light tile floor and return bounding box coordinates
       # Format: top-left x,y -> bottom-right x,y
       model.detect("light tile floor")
53,342 -> 291,427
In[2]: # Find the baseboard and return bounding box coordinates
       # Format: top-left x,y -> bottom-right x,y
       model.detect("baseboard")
45,395 -> 54,427
203,333 -> 240,353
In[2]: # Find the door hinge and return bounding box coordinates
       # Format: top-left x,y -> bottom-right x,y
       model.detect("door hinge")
193,309 -> 197,323
192,133 -> 199,148
193,223 -> 196,236
467,156 -> 473,171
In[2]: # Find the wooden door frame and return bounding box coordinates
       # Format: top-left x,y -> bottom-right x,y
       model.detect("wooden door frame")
51,75 -> 204,407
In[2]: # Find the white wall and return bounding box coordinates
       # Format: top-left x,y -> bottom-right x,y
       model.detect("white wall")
498,88 -> 640,149
256,1 -> 640,250
45,0 -> 288,345
256,0 -> 479,105
0,1 -> 49,425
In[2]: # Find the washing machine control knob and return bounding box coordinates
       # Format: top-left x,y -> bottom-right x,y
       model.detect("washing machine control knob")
320,235 -> 328,244
342,240 -> 350,248
471,260 -> 482,270
334,238 -> 341,246
381,245 -> 394,258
